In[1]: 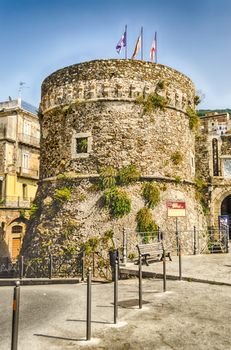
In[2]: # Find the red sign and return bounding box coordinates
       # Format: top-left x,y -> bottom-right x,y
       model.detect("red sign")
167,201 -> 186,217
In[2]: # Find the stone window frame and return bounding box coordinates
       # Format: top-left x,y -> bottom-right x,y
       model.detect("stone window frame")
220,155 -> 231,179
71,131 -> 92,158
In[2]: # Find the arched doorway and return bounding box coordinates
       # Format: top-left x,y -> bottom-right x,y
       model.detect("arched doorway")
221,195 -> 231,239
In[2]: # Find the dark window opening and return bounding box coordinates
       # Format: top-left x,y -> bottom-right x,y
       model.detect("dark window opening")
76,137 -> 88,154
12,225 -> 23,234
212,138 -> 219,176
22,184 -> 27,199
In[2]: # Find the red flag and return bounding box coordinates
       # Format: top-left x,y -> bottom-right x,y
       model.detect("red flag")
150,32 -> 157,62
132,34 -> 141,60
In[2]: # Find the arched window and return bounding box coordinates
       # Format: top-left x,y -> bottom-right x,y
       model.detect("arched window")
12,225 -> 23,234
212,138 -> 219,176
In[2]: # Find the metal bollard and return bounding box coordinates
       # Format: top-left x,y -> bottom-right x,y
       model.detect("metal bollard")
11,281 -> 20,350
114,260 -> 118,324
193,226 -> 197,255
86,268 -> 92,341
19,256 -> 24,279
179,241 -> 182,281
122,228 -> 127,265
49,253 -> 53,279
138,254 -> 142,309
81,250 -> 85,282
162,249 -> 166,292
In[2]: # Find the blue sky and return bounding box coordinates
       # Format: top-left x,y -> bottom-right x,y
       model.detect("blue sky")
0,0 -> 231,109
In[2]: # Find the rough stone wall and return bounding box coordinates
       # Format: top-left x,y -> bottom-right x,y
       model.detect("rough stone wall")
41,60 -> 194,113
40,60 -> 195,181
221,135 -> 231,154
0,142 -> 5,173
195,133 -> 210,181
21,60 -> 207,275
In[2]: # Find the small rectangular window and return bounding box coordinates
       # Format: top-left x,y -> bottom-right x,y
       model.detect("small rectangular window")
76,137 -> 88,154
22,153 -> 29,169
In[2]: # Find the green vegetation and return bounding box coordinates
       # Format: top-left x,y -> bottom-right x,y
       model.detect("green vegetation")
117,165 -> 141,185
171,151 -> 184,165
76,137 -> 88,153
195,177 -> 209,214
102,187 -> 131,218
28,203 -> 39,217
142,182 -> 160,208
54,187 -> 71,203
194,95 -> 201,106
186,107 -> 200,131
174,176 -> 182,184
136,93 -> 167,114
99,166 -> 117,189
155,80 -> 165,91
197,108 -> 231,117
136,207 -> 157,233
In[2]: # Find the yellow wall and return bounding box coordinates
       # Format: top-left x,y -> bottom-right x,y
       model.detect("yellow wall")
5,174 -> 37,199
5,174 -> 16,197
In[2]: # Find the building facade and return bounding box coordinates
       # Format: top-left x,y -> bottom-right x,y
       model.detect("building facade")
0,98 -> 39,260
197,111 -> 231,236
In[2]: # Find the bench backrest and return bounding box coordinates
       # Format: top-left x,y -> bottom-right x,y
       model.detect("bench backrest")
136,242 -> 164,255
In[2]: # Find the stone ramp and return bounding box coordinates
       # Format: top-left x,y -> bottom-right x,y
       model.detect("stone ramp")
120,252 -> 231,286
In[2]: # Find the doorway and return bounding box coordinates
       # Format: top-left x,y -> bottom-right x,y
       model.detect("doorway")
221,195 -> 231,239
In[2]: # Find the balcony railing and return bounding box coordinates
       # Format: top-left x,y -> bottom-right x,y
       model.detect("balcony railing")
17,167 -> 39,179
0,196 -> 33,208
18,133 -> 40,147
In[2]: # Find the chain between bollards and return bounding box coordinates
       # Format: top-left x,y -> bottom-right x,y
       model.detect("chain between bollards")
11,280 -> 20,350
138,254 -> 142,309
114,259 -> 118,324
86,267 -> 92,341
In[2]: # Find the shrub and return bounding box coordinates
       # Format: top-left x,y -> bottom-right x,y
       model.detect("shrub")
102,187 -> 131,218
136,93 -> 167,114
118,165 -> 140,185
186,107 -> 200,131
28,203 -> 39,217
99,166 -> 117,189
174,176 -> 182,184
84,237 -> 100,254
136,207 -> 157,233
142,183 -> 160,208
194,95 -> 201,106
171,151 -> 184,165
54,187 -> 71,203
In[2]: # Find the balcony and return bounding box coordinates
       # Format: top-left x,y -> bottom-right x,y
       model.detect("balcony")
18,133 -> 40,148
0,196 -> 33,208
17,167 -> 39,179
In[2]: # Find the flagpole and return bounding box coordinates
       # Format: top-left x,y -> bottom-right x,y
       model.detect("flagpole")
141,26 -> 143,60
125,24 -> 127,59
155,31 -> 157,63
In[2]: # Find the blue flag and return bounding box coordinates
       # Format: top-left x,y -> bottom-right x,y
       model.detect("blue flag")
116,30 -> 127,54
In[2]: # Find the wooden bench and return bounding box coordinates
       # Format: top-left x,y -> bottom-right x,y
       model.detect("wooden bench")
136,242 -> 172,266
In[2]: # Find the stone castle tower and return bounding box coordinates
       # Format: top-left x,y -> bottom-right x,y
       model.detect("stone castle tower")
22,60 -> 206,263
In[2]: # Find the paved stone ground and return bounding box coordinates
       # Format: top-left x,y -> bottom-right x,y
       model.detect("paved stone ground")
123,252 -> 231,285
1,253 -> 231,350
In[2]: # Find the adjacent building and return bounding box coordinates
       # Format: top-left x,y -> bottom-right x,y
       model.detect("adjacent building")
198,111 -> 231,235
0,98 -> 39,260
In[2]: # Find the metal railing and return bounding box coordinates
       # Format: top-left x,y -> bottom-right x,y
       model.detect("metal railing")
0,196 -> 33,208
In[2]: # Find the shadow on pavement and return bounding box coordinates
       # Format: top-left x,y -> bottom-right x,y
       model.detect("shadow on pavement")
34,334 -> 83,342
